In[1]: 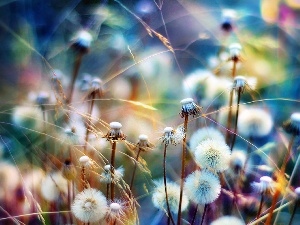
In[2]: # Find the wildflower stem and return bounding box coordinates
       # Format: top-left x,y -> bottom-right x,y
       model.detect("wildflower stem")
111,141 -> 117,201
130,147 -> 142,192
177,114 -> 188,225
288,202 -> 298,225
225,90 -> 234,145
230,88 -> 242,150
265,135 -> 295,224
83,92 -> 95,154
66,52 -> 84,105
190,204 -> 198,225
256,191 -> 265,219
200,204 -> 208,225
163,144 -> 175,225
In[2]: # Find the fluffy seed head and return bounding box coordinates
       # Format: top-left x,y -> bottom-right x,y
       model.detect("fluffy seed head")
238,107 -> 273,137
106,200 -> 127,222
152,180 -> 189,214
194,138 -> 231,172
71,188 -> 107,223
100,166 -> 124,184
283,112 -> 300,136
180,98 -> 202,118
41,172 -> 68,202
229,150 -> 247,173
189,127 -> 225,154
12,106 -> 43,131
211,216 -> 245,225
71,30 -> 93,53
185,170 -> 221,205
161,126 -> 185,146
229,43 -> 242,61
136,134 -> 154,152
221,9 -> 237,32
36,91 -> 49,105
104,122 -> 126,141
251,176 -> 275,194
79,156 -> 93,167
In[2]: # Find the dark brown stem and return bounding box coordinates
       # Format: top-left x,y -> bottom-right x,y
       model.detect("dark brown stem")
225,90 -> 234,145
66,52 -> 83,105
130,148 -> 142,191
230,88 -> 242,151
191,204 -> 198,225
177,114 -> 188,225
200,204 -> 208,225
106,183 -> 110,199
111,141 -> 117,201
256,191 -> 265,219
163,144 -> 175,225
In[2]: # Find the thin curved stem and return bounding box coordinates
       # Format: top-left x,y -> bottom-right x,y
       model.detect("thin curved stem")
256,192 -> 265,219
288,202 -> 298,225
163,144 -> 175,225
231,88 -> 242,151
191,204 -> 198,225
130,148 -> 142,191
111,141 -> 117,201
177,114 -> 188,225
200,204 -> 208,225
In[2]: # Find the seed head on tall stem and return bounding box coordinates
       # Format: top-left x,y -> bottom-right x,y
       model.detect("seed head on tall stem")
130,134 -> 154,191
177,98 -> 201,225
104,122 -> 126,201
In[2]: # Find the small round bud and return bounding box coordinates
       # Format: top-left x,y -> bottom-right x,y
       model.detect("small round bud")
138,134 -> 148,141
104,122 -> 126,141
36,92 -> 49,105
71,30 -> 93,53
229,43 -> 242,61
180,98 -> 201,118
110,122 -> 122,129
104,165 -> 111,171
283,112 -> 300,136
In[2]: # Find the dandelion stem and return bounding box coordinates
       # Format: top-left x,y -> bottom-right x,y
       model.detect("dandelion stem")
288,202 -> 298,225
200,204 -> 208,225
177,114 -> 188,225
225,60 -> 237,145
66,52 -> 84,105
226,90 -> 234,145
230,88 -> 242,150
190,204 -> 198,225
163,144 -> 175,225
111,141 -> 117,201
265,135 -> 295,225
130,147 -> 142,192
83,92 -> 95,154
256,191 -> 265,219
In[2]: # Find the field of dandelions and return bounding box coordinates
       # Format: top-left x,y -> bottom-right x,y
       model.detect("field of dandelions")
1,0 -> 300,225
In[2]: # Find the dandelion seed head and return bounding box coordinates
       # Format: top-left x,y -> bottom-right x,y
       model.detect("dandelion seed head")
71,30 -> 93,53
161,126 -> 184,146
229,150 -> 247,173
79,73 -> 92,91
71,188 -> 107,223
211,216 -> 245,225
12,106 -> 43,131
41,171 -> 68,202
0,162 -> 20,200
283,112 -> 300,135
36,91 -> 50,105
251,176 -> 275,194
229,43 -> 242,60
295,187 -> 300,195
184,170 -> 221,205
152,180 -> 188,214
105,199 -> 127,223
79,156 -> 93,167
195,138 -> 231,172
104,122 -> 126,141
221,9 -> 237,32
180,98 -> 201,118
238,107 -> 273,137
189,127 -> 225,154
100,166 -> 124,184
